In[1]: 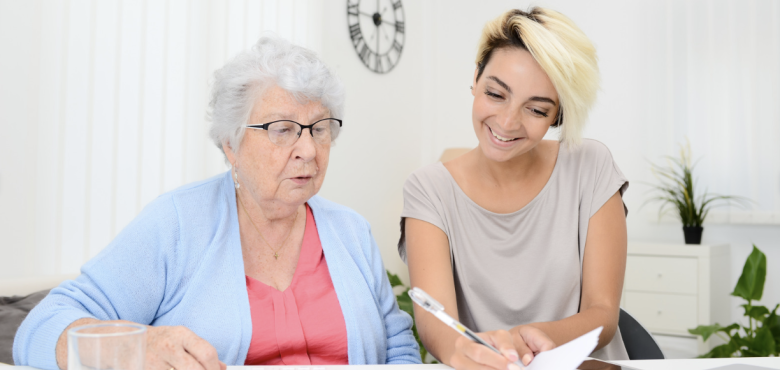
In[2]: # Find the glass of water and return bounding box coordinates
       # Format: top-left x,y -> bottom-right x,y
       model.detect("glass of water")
68,323 -> 146,370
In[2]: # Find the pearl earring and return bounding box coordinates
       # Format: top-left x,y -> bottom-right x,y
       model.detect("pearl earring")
233,168 -> 240,189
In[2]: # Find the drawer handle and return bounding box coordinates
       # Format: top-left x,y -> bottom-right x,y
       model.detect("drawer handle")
657,310 -> 662,315
657,273 -> 663,278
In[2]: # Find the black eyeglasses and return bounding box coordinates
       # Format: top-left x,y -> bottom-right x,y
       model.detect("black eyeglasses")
246,118 -> 342,147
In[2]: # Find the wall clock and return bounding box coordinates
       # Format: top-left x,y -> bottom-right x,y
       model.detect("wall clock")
346,0 -> 405,74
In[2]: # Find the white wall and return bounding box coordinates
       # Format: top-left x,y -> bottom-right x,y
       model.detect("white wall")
1,0 -> 778,327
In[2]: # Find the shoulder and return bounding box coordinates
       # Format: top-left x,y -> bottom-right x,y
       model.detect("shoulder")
567,138 -> 613,157
561,139 -> 616,167
122,171 -> 232,237
403,162 -> 451,194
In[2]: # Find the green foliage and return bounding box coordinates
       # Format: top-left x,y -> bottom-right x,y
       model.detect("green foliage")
387,271 -> 437,363
645,141 -> 746,227
688,245 -> 780,357
732,247 -> 767,301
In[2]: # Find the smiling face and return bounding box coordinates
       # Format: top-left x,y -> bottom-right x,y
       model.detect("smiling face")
224,85 -> 330,213
472,47 -> 559,163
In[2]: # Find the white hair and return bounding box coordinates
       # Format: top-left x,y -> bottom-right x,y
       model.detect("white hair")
207,36 -> 345,155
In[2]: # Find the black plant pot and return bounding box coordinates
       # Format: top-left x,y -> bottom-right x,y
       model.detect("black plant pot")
683,226 -> 703,244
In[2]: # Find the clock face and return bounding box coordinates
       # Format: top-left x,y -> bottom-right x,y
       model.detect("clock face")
347,0 -> 405,74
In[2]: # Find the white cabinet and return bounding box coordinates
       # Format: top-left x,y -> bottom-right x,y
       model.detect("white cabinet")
622,242 -> 731,354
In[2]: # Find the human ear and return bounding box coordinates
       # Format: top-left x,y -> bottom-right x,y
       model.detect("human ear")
223,142 -> 237,167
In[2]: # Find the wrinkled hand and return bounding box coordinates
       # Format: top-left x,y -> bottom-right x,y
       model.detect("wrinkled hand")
449,328 -> 555,370
146,326 -> 226,370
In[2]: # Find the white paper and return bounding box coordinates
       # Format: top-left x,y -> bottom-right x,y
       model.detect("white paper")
526,326 -> 603,370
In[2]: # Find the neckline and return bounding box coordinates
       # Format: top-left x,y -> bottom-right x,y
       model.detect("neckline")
439,142 -> 563,216
245,203 -> 317,294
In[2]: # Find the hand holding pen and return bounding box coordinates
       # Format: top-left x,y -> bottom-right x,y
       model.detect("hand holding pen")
409,287 -> 555,370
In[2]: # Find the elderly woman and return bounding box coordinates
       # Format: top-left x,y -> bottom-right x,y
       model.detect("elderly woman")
401,7 -> 629,370
14,36 -> 420,370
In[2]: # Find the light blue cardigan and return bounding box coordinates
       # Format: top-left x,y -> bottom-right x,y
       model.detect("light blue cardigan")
14,171 -> 420,369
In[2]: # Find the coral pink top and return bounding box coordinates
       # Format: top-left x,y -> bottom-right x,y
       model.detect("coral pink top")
244,204 -> 349,365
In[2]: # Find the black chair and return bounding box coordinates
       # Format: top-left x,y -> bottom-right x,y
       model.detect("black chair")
618,308 -> 665,360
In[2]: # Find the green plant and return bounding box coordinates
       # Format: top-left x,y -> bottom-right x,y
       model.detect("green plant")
645,142 -> 745,227
387,271 -> 437,363
689,245 -> 780,357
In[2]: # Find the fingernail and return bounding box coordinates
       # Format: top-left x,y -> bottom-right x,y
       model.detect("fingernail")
508,363 -> 522,370
503,350 -> 519,362
522,354 -> 533,365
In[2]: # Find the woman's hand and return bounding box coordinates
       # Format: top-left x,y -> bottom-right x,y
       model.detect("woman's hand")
449,328 -> 554,370
56,319 -> 226,370
510,325 -> 556,365
145,326 -> 226,370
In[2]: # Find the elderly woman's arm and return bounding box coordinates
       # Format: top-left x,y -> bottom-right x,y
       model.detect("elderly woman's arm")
13,195 -> 221,370
363,228 -> 421,364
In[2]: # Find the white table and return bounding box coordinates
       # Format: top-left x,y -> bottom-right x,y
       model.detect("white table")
613,357 -> 780,370
4,359 -> 780,370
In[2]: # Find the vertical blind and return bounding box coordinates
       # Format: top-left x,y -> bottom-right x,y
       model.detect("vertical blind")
29,0 -> 316,276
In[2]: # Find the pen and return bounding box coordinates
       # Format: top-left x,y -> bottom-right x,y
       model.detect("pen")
408,287 -> 526,370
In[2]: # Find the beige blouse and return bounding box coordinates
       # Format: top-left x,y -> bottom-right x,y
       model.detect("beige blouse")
399,139 -> 630,360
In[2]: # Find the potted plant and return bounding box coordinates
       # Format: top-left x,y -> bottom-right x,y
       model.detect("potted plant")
689,245 -> 779,357
645,142 -> 746,244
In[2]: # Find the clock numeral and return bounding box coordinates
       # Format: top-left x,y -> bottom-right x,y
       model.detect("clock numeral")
395,21 -> 405,34
349,23 -> 363,47
374,56 -> 384,73
347,2 -> 359,16
392,0 -> 402,10
359,43 -> 372,65
392,40 -> 403,54
385,55 -> 394,70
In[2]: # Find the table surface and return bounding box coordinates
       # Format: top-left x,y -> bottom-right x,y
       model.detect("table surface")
3,358 -> 780,370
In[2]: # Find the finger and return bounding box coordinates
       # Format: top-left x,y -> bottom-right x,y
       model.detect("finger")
461,338 -> 513,370
180,330 -> 222,370
484,331 -> 520,363
451,348 -> 506,370
516,326 -> 556,355
510,330 -> 534,366
527,334 -> 555,354
166,350 -> 207,370
219,361 -> 227,370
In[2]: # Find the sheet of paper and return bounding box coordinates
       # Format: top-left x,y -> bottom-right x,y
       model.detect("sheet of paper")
526,326 -> 602,370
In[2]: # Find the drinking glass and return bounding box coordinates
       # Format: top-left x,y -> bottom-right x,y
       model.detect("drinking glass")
68,323 -> 146,370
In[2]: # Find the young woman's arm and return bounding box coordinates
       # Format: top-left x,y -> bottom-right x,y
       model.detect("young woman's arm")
520,190 -> 627,350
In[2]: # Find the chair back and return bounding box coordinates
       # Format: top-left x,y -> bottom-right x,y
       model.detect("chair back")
618,308 -> 665,360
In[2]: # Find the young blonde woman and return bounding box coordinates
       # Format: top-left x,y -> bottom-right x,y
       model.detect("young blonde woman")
400,8 -> 629,370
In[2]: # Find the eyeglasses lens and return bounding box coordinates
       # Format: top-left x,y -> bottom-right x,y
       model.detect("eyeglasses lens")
267,119 -> 340,147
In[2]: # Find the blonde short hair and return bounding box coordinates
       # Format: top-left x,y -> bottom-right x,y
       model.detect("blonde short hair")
476,8 -> 598,146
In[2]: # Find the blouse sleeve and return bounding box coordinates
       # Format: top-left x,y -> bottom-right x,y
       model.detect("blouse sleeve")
13,195 -> 177,370
398,167 -> 447,262
585,140 -> 629,218
361,223 -> 421,364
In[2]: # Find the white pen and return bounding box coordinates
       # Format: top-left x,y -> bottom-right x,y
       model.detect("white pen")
408,287 -> 526,370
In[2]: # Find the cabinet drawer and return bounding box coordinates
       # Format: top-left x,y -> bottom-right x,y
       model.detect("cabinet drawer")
625,255 -> 697,294
624,292 -> 698,335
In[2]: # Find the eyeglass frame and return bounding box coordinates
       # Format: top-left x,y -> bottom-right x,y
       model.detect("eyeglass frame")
245,118 -> 343,145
